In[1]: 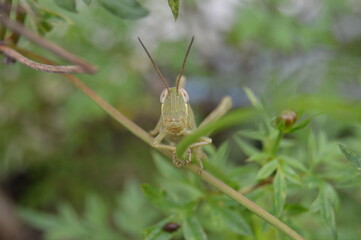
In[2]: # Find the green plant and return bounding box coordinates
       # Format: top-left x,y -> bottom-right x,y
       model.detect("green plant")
1,1 -> 361,240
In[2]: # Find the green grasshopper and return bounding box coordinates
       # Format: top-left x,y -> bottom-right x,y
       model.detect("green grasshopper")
138,36 -> 232,170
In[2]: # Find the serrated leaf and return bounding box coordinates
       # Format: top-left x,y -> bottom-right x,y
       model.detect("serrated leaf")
234,136 -> 259,157
320,186 -> 338,239
168,0 -> 179,20
143,227 -> 172,240
209,142 -> 230,167
99,0 -> 149,20
142,184 -> 177,210
217,207 -> 252,236
280,156 -> 307,172
19,208 -> 58,230
339,144 -> 361,172
256,160 -> 278,180
114,180 -> 157,235
283,166 -> 301,185
54,0 -> 77,13
142,218 -> 173,240
273,171 -> 287,216
58,203 -> 80,224
84,195 -> 108,227
183,216 -> 207,240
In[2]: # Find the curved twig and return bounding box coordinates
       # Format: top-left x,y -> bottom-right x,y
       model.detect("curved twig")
0,12 -> 97,74
0,44 -> 87,73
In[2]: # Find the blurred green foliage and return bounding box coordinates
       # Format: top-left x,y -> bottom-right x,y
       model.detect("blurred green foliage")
1,0 -> 361,239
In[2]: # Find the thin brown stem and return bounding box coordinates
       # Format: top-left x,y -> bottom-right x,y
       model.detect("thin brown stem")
8,46 -> 152,144
239,177 -> 274,195
0,13 -> 97,74
0,44 -> 88,73
186,165 -> 303,240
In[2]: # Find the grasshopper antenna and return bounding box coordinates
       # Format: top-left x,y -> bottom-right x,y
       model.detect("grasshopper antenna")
176,36 -> 195,92
138,37 -> 169,90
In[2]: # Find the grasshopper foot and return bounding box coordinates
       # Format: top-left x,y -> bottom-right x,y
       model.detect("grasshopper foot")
183,149 -> 192,165
172,152 -> 183,168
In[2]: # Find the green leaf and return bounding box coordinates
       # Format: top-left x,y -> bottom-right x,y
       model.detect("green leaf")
217,207 -> 252,236
176,108 -> 256,158
320,184 -> 338,240
283,166 -> 301,185
279,156 -> 307,172
286,114 -> 318,133
28,1 -> 71,34
168,0 -> 179,20
339,144 -> 361,172
246,152 -> 272,163
234,136 -> 259,157
284,204 -> 308,216
182,216 -> 207,240
54,0 -> 77,13
83,0 -> 92,5
237,129 -> 265,140
84,195 -> 108,228
273,171 -> 287,216
243,87 -> 262,109
142,218 -> 174,240
142,184 -> 177,210
99,0 -> 149,20
256,160 -> 278,180
208,142 -> 230,167
19,209 -> 58,230
114,180 -> 157,235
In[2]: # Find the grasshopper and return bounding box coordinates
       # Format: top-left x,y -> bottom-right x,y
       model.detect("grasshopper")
138,36 -> 232,171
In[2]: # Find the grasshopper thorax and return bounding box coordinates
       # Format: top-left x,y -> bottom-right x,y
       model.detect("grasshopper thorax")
161,87 -> 189,135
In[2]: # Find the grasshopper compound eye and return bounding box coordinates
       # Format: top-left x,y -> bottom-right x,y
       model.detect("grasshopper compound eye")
160,88 -> 168,103
179,88 -> 189,102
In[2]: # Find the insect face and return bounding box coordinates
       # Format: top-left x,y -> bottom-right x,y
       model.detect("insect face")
161,87 -> 189,135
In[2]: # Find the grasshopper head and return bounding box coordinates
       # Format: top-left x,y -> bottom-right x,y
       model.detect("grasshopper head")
161,87 -> 189,135
138,36 -> 194,135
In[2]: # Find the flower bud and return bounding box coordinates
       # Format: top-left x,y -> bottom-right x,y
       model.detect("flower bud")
277,110 -> 297,128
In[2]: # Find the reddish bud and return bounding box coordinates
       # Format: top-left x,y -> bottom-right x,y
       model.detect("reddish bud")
277,110 -> 297,128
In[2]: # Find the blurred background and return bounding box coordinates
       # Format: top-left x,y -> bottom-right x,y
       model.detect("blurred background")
1,0 -> 361,239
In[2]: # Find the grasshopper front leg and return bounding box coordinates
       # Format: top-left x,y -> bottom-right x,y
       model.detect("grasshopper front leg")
152,129 -> 191,167
149,118 -> 162,136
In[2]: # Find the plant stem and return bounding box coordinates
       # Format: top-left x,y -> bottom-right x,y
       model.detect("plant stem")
272,129 -> 283,155
0,45 -> 88,73
0,13 -> 97,73
239,177 -> 273,195
11,47 -> 304,240
186,164 -> 304,240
